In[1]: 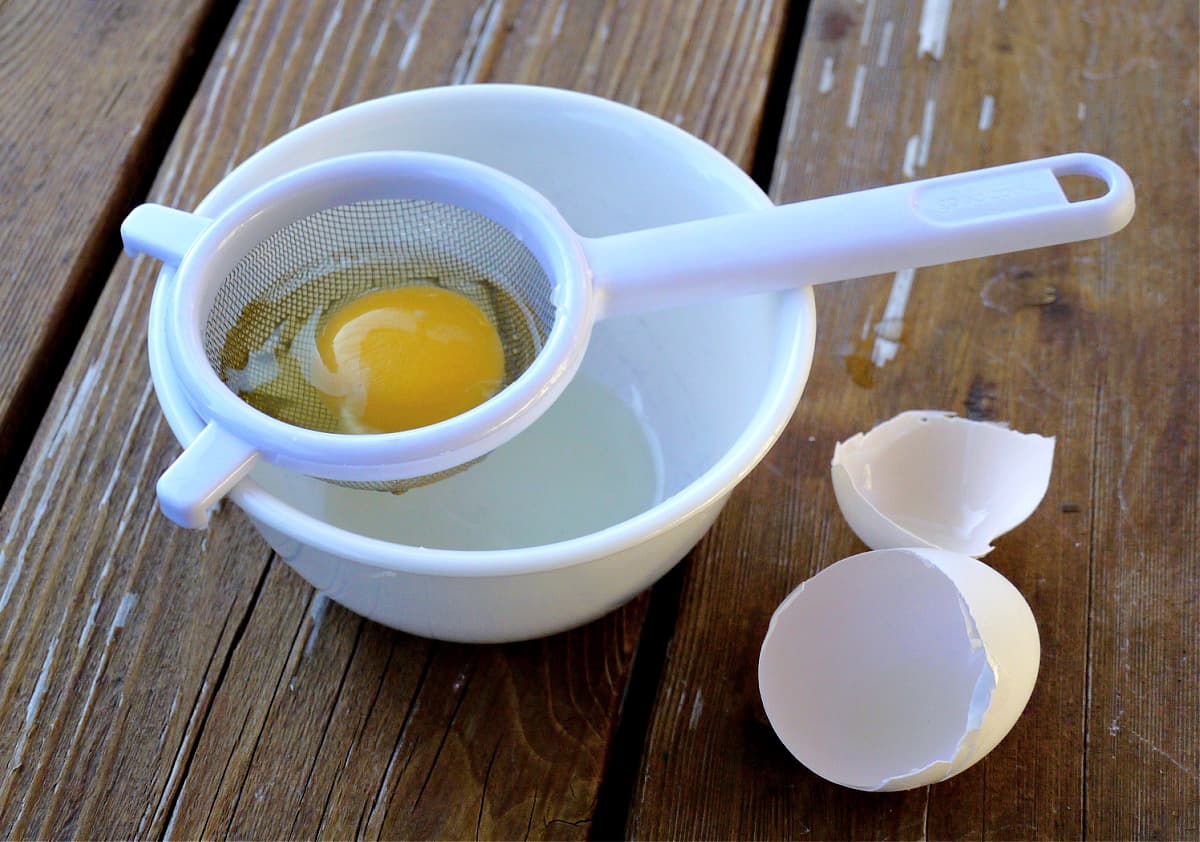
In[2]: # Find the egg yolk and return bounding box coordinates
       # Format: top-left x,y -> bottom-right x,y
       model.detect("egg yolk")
314,285 -> 505,433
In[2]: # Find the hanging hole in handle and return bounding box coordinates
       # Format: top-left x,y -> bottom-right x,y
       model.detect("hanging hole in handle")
1056,173 -> 1110,203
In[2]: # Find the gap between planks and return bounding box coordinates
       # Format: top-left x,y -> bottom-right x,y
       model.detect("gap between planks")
0,4 -> 238,512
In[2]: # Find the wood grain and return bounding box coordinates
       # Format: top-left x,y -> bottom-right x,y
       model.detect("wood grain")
0,0 -> 788,838
630,1 -> 1198,839
0,0 -> 229,486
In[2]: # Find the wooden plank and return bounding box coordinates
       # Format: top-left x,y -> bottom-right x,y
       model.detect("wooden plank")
630,0 -> 1198,839
0,0 -> 788,838
0,0 -> 229,484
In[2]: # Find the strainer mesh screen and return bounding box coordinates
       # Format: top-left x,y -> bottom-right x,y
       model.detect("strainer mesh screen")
201,198 -> 556,491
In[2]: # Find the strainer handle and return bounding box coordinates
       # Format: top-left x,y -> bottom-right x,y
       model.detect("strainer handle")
121,203 -> 213,267
157,423 -> 259,528
585,153 -> 1134,319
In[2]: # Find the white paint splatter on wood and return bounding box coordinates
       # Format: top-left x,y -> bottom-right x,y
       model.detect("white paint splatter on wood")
918,97 -> 937,167
917,0 -> 952,60
978,94 -> 995,130
903,134 -> 920,178
872,268 -> 916,367
551,0 -> 567,39
819,56 -> 835,93
859,0 -> 876,46
877,19 -> 894,66
846,64 -> 868,128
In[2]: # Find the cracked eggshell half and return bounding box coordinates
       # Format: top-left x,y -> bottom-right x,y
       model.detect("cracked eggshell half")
758,547 -> 1040,791
831,411 -> 1055,557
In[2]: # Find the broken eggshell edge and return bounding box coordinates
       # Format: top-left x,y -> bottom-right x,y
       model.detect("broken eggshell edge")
831,411 -> 1055,557
758,547 -> 1041,791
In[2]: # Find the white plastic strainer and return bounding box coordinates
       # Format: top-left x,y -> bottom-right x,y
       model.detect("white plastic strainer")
124,150 -> 1134,528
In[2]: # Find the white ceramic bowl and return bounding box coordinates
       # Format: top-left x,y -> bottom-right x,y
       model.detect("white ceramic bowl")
147,84 -> 816,642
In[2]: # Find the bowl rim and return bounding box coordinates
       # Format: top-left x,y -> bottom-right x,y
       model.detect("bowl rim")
148,83 -> 817,577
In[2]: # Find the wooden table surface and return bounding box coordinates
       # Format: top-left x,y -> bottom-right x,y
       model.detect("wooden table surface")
0,1 -> 1195,839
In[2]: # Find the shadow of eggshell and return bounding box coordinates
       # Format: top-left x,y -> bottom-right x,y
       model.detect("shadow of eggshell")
831,411 -> 1055,557
758,547 -> 1040,791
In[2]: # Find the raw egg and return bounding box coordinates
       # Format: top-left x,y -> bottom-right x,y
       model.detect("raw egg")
312,285 -> 505,433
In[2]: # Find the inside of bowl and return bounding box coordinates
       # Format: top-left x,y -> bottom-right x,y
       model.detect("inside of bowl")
242,89 -> 795,550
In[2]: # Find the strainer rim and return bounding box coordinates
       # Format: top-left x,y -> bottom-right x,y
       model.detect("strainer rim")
163,150 -> 594,480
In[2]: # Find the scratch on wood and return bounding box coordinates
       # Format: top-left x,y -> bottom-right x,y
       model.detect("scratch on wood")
818,56 -> 835,93
103,280 -> 138,355
476,739 -> 501,838
921,784 -> 931,839
161,690 -> 180,748
105,414 -> 164,570
9,635 -> 59,772
688,690 -> 704,730
1082,55 -> 1160,80
309,3 -> 344,80
97,380 -> 154,509
917,0 -> 952,60
48,362 -> 102,457
56,592 -> 141,820
876,19 -> 894,66
364,649 -> 435,836
452,0 -> 505,83
162,59 -> 229,201
107,592 -> 138,644
846,64 -> 867,128
27,637 -> 59,730
978,94 -> 995,130
155,678 -> 212,837
367,7 -> 391,60
1116,406 -> 1138,514
397,0 -> 433,70
0,363 -> 102,615
210,0 -> 276,182
303,592 -> 330,657
1077,101 -> 1087,121
1126,729 -> 1198,781
78,599 -> 101,648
